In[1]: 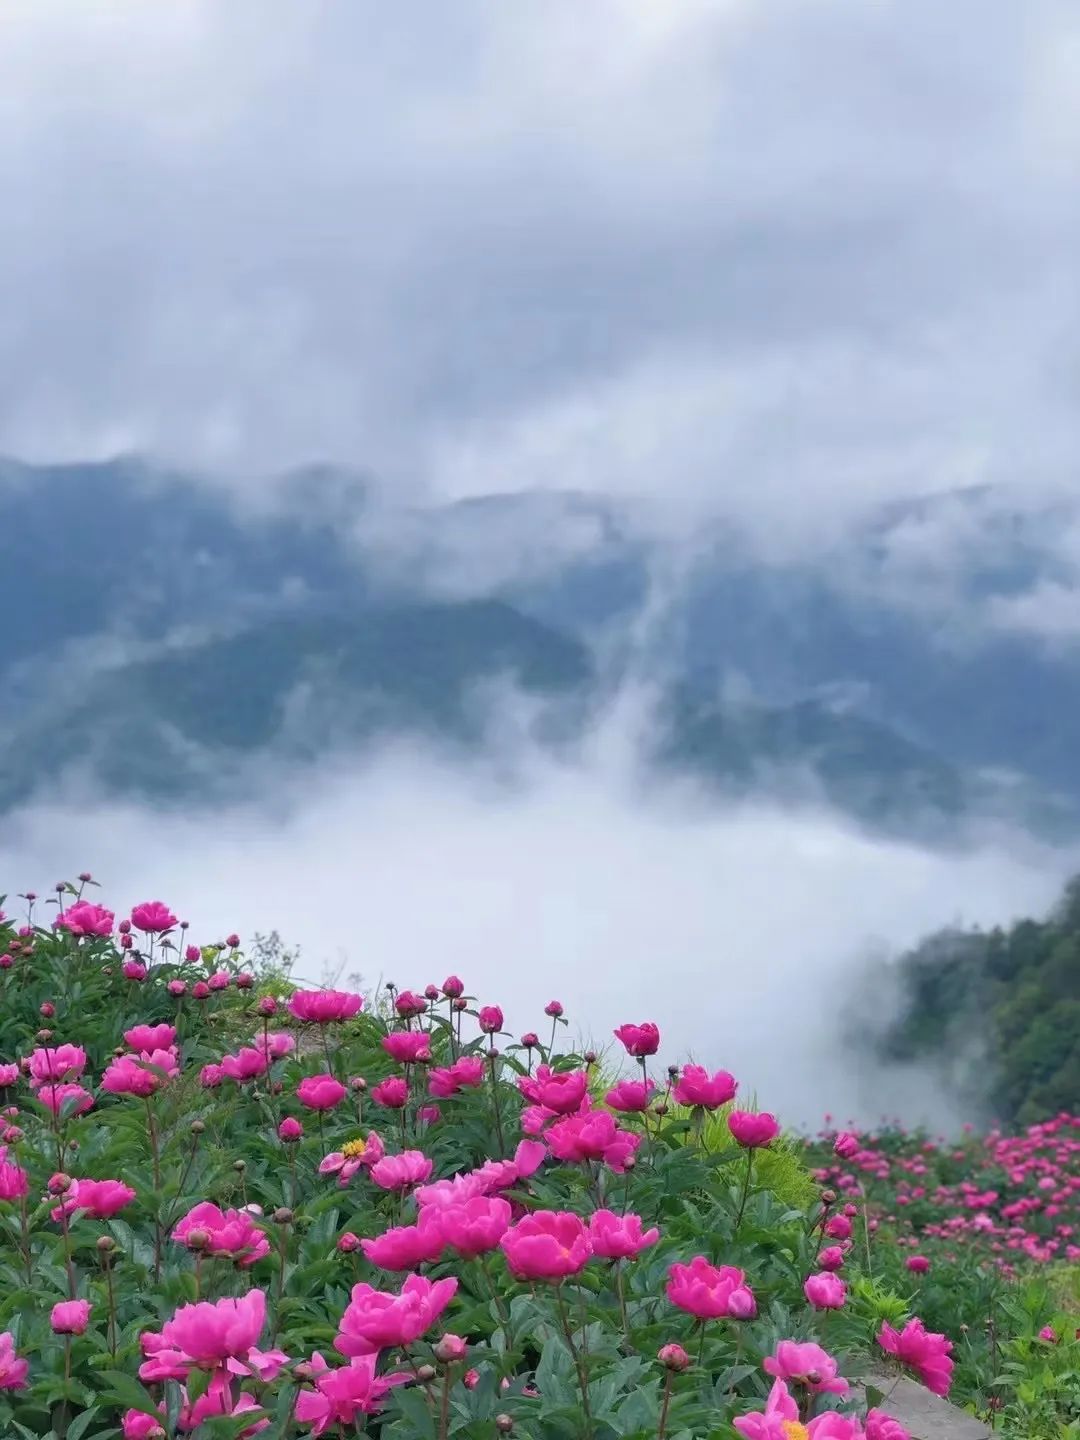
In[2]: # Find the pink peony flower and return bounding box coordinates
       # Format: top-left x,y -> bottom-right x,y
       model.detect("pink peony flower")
877,1318 -> 954,1397
437,1197 -> 512,1258
0,1148 -> 29,1200
295,1352 -> 410,1434
905,1255 -> 930,1274
613,1022 -> 660,1057
278,1117 -> 304,1142
428,1056 -> 485,1097
834,1131 -> 860,1159
297,1075 -> 347,1112
478,1005 -> 503,1034
122,1410 -> 165,1439
370,1150 -> 434,1191
167,979 -> 186,996
394,990 -> 428,1018
102,1054 -> 168,1097
123,960 -> 148,982
53,1177 -> 137,1221
55,901 -> 115,937
208,970 -> 231,991
500,1210 -> 592,1281
221,1047 -> 270,1083
518,1066 -> 589,1115
545,1111 -> 642,1173
735,1380 -> 867,1439
382,1031 -> 431,1065
37,1083 -> 94,1117
260,1032 -> 295,1061
130,901 -> 177,934
28,1043 -> 86,1087
289,990 -> 364,1024
50,1299 -> 91,1334
673,1064 -> 737,1110
728,1110 -> 781,1148
319,1132 -> 386,1187
764,1340 -> 849,1396
605,1078 -> 655,1112
865,1412 -> 914,1440
0,1331 -> 28,1390
124,1023 -> 177,1053
371,1077 -> 409,1109
824,1214 -> 853,1240
588,1208 -> 660,1259
335,1275 -> 458,1357
804,1272 -> 847,1309
173,1202 -> 271,1267
0,1065 -> 19,1088
177,1374 -> 269,1435
667,1257 -> 756,1320
818,1246 -> 847,1271
200,1064 -> 224,1088
732,1377 -> 799,1439
144,1290 -> 268,1373
472,1138 -> 547,1192
360,1214 -> 446,1270
441,975 -> 464,998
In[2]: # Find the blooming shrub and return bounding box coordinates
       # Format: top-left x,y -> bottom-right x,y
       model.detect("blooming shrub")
0,875 -> 1053,1437
808,1117 -> 1080,1432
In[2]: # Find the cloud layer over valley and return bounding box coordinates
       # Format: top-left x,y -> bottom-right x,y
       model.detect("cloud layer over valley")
3,709 -> 1071,1130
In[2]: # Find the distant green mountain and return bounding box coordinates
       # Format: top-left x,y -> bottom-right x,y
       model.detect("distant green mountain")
0,602 -> 592,812
4,455 -> 1080,839
870,877 -> 1080,1123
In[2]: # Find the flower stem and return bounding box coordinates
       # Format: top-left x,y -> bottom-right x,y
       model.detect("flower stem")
104,1251 -> 118,1357
18,1192 -> 32,1285
733,1149 -> 754,1233
614,1261 -> 630,1342
59,1207 -> 77,1299
488,1054 -> 505,1154
556,1284 -> 593,1438
657,1370 -> 673,1440
437,1367 -> 452,1440
145,1096 -> 163,1281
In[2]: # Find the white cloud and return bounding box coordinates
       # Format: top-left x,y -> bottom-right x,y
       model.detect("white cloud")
0,0 -> 1075,553
2,720 -> 1070,1129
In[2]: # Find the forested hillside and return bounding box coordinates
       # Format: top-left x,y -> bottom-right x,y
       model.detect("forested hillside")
877,876 -> 1080,1124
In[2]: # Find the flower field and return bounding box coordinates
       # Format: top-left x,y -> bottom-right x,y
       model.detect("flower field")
0,877 -> 1076,1438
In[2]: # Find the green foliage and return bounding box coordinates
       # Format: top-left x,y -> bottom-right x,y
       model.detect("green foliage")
873,873 -> 1080,1124
3,876 -> 1075,1436
667,1102 -> 818,1210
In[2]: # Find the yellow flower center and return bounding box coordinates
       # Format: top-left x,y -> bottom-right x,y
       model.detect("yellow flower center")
781,1425 -> 810,1440
342,1137 -> 367,1159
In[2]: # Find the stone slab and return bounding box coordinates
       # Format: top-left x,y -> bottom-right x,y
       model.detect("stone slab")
855,1371 -> 992,1440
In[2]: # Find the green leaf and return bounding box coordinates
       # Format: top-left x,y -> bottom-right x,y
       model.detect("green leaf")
66,1409 -> 100,1440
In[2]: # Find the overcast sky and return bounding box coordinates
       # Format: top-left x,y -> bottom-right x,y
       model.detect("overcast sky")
3,4 -> 1079,1120
1,0 -> 1077,542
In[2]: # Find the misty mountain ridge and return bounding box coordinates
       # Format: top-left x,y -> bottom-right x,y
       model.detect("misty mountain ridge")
3,455 -> 1080,842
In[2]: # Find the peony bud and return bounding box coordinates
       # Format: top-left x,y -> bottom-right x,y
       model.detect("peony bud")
658,1343 -> 691,1372
434,1333 -> 468,1364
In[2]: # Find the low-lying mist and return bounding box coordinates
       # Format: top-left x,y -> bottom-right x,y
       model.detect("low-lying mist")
2,703 -> 1072,1132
